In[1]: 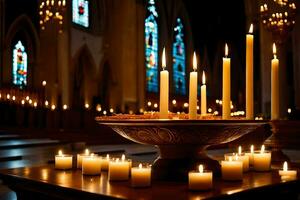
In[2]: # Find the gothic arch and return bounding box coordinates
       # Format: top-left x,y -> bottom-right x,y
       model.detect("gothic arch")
4,14 -> 40,87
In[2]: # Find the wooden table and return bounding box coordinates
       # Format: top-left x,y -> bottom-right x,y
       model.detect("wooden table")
0,165 -> 299,200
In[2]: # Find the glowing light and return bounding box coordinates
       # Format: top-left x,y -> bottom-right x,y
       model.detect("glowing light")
199,164 -> 203,173
42,80 -> 47,86
154,103 -> 158,108
33,102 -> 37,107
58,150 -> 63,156
51,104 -> 56,110
261,145 -> 265,154
147,101 -> 152,107
103,110 -> 107,115
96,104 -> 101,112
139,163 -> 142,169
249,24 -> 253,34
251,145 -> 254,153
12,96 -> 16,101
193,52 -> 197,71
85,103 -> 89,109
45,100 -> 49,107
29,99 -> 32,104
6,94 -> 10,100
21,100 -> 25,105
283,161 -> 288,171
63,104 -> 68,110
225,43 -> 229,57
184,103 -> 189,108
287,108 -> 291,114
110,108 -> 114,113
238,146 -> 242,155
202,71 -> 206,85
172,99 -> 177,105
208,108 -> 212,113
162,47 -> 166,69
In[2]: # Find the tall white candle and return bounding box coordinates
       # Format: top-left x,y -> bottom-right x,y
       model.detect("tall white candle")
222,43 -> 231,119
201,71 -> 207,115
160,47 -> 169,119
246,24 -> 254,119
271,43 -> 279,120
189,52 -> 198,119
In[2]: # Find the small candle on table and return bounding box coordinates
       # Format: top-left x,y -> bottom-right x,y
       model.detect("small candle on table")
77,149 -> 90,169
253,145 -> 271,171
221,155 -> 243,181
271,43 -> 279,120
108,155 -> 130,181
246,24 -> 254,119
82,153 -> 102,175
100,154 -> 110,171
222,43 -> 231,119
55,150 -> 73,170
279,161 -> 297,180
159,47 -> 169,119
189,164 -> 213,190
201,71 -> 207,116
131,163 -> 151,187
188,52 -> 198,119
245,145 -> 254,165
237,146 -> 249,172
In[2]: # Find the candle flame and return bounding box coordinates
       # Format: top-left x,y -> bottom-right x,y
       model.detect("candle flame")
202,71 -> 206,85
283,161 -> 288,171
261,145 -> 265,154
251,145 -> 254,153
121,154 -> 125,161
58,150 -> 63,156
85,149 -> 89,155
199,164 -> 204,173
238,146 -> 242,155
235,154 -> 238,161
139,163 -> 142,169
193,52 -> 197,71
106,154 -> 109,160
273,43 -> 277,55
162,47 -> 166,69
249,24 -> 253,34
225,43 -> 229,57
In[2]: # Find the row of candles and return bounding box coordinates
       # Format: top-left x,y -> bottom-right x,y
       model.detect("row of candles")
55,146 -> 297,190
158,24 -> 280,120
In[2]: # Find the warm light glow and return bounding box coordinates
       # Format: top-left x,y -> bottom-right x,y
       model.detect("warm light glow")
287,108 -> 292,114
29,99 -> 32,104
51,104 -> 56,110
202,71 -> 206,85
33,102 -> 37,107
6,94 -> 10,99
162,47 -> 166,69
283,161 -> 288,171
110,108 -> 114,113
154,103 -> 158,108
229,157 -> 232,162
121,154 -> 125,161
42,80 -> 47,86
199,164 -> 204,173
184,102 -> 189,108
85,149 -> 89,155
273,43 -> 277,55
197,105 -> 200,110
85,103 -> 90,109
225,43 -> 229,57
58,150 -> 63,156
261,145 -> 265,154
12,96 -> 16,101
103,110 -> 107,115
249,24 -> 253,34
193,52 -> 197,71
116,158 -> 119,163
45,100 -> 49,107
139,163 -> 142,169
238,146 -> 242,155
106,154 -> 110,160
96,104 -> 102,112
235,154 -> 238,161
216,99 -> 219,104
26,96 -> 29,101
172,99 -> 177,105
63,104 -> 68,110
147,101 -> 152,107
21,100 -> 25,105
208,108 -> 212,113
251,145 -> 254,153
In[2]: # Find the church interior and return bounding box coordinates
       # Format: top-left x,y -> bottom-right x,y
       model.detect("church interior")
0,0 -> 300,199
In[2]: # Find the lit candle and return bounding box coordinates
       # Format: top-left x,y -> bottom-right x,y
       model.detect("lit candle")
131,163 -> 151,187
108,155 -> 130,181
246,24 -> 254,119
222,43 -> 231,119
253,145 -> 271,171
100,154 -> 110,171
159,47 -> 169,119
55,150 -> 72,170
77,149 -> 90,169
201,71 -> 207,116
279,161 -> 297,180
188,164 -> 213,190
82,154 -> 102,175
237,146 -> 249,172
245,145 -> 254,165
221,155 -> 243,181
271,43 -> 279,120
189,52 -> 198,119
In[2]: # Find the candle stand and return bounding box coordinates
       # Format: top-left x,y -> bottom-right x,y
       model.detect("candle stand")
97,118 -> 271,181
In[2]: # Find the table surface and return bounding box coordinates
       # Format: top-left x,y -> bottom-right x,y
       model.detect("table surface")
0,165 -> 299,200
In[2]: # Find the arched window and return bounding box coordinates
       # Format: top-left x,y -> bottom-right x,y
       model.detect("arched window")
72,0 -> 89,28
172,18 -> 186,95
12,41 -> 27,88
145,0 -> 158,93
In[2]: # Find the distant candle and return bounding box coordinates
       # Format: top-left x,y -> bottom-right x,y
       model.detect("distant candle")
131,163 -> 151,187
100,154 -> 110,171
55,150 -> 72,170
271,43 -> 279,120
188,164 -> 213,190
246,24 -> 254,119
221,155 -> 243,181
189,52 -> 198,119
159,47 -> 169,119
201,71 -> 207,116
108,155 -> 130,181
225,147 -> 249,172
253,145 -> 271,171
245,145 -> 254,165
77,149 -> 90,169
82,154 -> 101,175
279,161 -> 297,180
222,43 -> 231,119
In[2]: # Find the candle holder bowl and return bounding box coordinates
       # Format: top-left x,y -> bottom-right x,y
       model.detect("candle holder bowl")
96,118 -> 271,181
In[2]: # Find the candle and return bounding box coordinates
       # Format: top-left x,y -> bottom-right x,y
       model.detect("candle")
77,149 -> 90,169
189,52 -> 198,119
82,154 -> 102,175
100,154 -> 110,171
201,71 -> 207,116
237,146 -> 249,172
131,163 -> 151,187
188,164 -> 213,190
271,43 -> 279,120
222,43 -> 231,119
253,145 -> 271,171
221,155 -> 243,181
245,145 -> 254,165
55,150 -> 73,170
279,161 -> 297,180
159,47 -> 169,119
108,155 -> 130,181
246,24 -> 254,119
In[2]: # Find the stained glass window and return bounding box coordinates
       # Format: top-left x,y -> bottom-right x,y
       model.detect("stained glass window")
12,41 -> 27,88
172,18 -> 186,95
145,0 -> 158,93
72,0 -> 89,28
